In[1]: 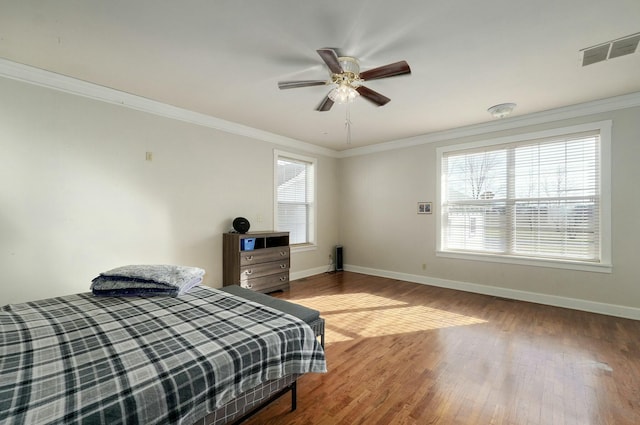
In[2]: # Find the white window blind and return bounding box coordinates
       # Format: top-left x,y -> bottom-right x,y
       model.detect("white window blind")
275,152 -> 316,245
441,130 -> 602,263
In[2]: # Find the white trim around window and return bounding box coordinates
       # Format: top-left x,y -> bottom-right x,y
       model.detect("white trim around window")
436,121 -> 612,273
274,150 -> 317,250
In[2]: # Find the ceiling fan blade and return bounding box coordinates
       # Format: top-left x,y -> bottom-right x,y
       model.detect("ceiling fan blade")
317,48 -> 343,74
278,80 -> 327,90
356,86 -> 391,107
359,60 -> 411,81
316,94 -> 334,112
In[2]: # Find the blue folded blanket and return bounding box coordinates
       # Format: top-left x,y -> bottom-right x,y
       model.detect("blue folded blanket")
91,264 -> 205,297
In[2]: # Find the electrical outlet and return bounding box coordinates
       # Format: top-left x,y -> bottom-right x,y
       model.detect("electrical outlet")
422,263 -> 427,270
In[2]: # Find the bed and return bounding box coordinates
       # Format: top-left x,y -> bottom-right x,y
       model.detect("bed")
0,285 -> 326,425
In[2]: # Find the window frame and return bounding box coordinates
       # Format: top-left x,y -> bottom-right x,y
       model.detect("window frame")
436,121 -> 612,273
273,150 -> 317,251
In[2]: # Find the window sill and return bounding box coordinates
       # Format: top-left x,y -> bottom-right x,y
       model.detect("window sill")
436,250 -> 612,273
291,243 -> 317,253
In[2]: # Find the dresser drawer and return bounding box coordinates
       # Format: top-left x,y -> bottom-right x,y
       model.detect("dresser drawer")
240,259 -> 289,280
240,246 -> 290,266
240,271 -> 289,292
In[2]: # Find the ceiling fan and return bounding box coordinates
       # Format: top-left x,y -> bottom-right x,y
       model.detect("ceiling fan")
278,48 -> 411,111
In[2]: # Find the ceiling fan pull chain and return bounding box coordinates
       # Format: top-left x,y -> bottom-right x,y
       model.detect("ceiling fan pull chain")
345,104 -> 352,145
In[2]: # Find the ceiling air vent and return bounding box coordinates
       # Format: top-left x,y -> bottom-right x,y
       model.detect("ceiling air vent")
580,32 -> 640,66
609,34 -> 640,59
582,44 -> 610,66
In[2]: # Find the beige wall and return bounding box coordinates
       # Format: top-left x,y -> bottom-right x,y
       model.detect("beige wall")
3,71 -> 638,317
0,77 -> 339,304
338,106 -> 640,314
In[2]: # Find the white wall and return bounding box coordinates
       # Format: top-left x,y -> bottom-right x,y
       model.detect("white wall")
339,106 -> 640,317
3,69 -> 638,319
0,77 -> 339,304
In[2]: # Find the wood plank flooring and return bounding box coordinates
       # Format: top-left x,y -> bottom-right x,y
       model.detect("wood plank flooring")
243,272 -> 640,425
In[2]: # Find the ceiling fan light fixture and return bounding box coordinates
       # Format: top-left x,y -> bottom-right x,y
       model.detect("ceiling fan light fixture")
487,103 -> 517,118
328,84 -> 360,104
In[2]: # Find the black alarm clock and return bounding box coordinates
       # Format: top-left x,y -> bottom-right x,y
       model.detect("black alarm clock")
232,217 -> 250,234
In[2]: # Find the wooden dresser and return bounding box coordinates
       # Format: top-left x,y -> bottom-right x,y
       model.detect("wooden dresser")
222,231 -> 290,293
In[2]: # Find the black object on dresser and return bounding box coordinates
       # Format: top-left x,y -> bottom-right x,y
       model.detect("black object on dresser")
223,231 -> 290,293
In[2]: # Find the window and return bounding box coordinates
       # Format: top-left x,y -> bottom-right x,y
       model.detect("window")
437,121 -> 611,272
274,150 -> 316,246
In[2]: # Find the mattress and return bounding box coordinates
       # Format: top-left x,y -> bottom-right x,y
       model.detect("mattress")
0,286 -> 326,424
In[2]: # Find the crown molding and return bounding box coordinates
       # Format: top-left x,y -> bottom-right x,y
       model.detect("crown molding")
2,57 -> 639,160
339,91 -> 640,158
0,58 -> 339,158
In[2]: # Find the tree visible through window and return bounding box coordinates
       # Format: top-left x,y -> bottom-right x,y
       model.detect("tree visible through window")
438,124 -> 610,268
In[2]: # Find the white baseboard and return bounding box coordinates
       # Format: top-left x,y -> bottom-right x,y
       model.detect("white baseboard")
290,266 -> 332,282
321,265 -> 640,320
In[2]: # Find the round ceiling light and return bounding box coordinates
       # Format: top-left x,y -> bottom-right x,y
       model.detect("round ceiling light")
487,103 -> 517,118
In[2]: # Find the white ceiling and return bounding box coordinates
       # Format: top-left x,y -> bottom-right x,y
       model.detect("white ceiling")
1,0 -> 639,151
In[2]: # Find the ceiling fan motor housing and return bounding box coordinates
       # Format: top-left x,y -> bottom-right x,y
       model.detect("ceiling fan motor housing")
337,57 -> 360,75
332,57 -> 360,85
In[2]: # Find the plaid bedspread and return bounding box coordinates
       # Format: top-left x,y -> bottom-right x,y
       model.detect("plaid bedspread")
0,286 -> 326,425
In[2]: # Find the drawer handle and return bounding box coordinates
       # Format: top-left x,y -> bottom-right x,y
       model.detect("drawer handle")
245,270 -> 253,275
280,264 -> 287,269
280,251 -> 287,256
247,282 -> 253,289
245,255 -> 253,261
280,276 -> 288,282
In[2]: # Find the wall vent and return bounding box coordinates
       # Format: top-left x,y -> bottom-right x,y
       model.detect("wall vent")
580,32 -> 640,66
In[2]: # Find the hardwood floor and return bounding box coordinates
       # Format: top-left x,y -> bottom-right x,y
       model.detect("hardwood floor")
243,272 -> 640,425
